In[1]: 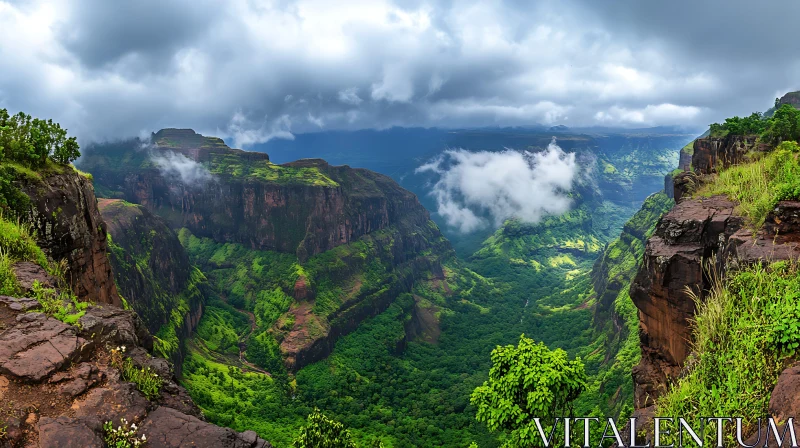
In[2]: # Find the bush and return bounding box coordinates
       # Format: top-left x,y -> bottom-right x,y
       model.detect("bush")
31,280 -> 88,325
0,109 -> 80,168
110,346 -> 164,400
293,408 -> 357,448
103,418 -> 147,448
657,261 -> 800,445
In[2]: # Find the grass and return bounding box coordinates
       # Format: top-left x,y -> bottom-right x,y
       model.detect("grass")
110,347 -> 164,400
656,261 -> 800,445
207,154 -> 339,187
31,280 -> 88,325
698,141 -> 800,228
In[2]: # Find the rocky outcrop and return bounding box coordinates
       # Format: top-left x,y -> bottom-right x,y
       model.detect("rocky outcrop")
18,170 -> 120,306
98,199 -> 205,372
629,195 -> 800,408
692,134 -> 768,176
0,264 -> 270,448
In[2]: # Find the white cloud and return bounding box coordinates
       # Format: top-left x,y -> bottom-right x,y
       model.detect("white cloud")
216,111 -> 295,148
149,150 -> 214,185
416,138 -> 578,233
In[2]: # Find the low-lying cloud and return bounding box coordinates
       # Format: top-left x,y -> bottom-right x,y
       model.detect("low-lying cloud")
149,150 -> 214,185
416,138 -> 578,233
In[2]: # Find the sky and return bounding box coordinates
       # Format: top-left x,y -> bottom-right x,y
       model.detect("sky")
1,0 -> 798,146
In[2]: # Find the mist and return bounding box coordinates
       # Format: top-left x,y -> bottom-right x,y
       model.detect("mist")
416,138 -> 578,233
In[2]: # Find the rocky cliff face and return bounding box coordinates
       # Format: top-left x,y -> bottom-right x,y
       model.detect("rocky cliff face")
0,269 -> 269,448
99,199 -> 205,373
630,137 -> 800,409
81,129 -> 433,262
18,170 -> 120,306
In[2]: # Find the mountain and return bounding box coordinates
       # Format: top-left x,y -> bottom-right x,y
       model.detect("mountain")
0,151 -> 271,447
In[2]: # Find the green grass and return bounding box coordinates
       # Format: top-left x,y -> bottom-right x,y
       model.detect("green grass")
111,347 -> 164,400
207,154 -> 339,187
31,281 -> 88,325
657,261 -> 800,445
698,141 -> 800,228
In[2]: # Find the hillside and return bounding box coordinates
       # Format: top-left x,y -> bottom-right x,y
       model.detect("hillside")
625,99 -> 800,444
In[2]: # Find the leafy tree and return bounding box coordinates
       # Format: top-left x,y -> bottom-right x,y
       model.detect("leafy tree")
293,408 -> 358,448
0,108 -> 80,167
762,104 -> 800,145
470,335 -> 587,447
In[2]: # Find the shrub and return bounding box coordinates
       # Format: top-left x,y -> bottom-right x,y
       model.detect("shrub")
110,346 -> 164,400
293,408 -> 357,448
103,418 -> 147,447
657,261 -> 800,445
31,280 -> 88,325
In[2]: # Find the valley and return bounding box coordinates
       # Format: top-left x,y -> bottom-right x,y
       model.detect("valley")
77,127 -> 691,446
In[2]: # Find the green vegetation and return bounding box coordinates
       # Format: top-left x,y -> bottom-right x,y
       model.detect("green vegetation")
0,215 -> 67,298
110,346 -> 164,400
207,153 -> 339,187
293,408 -> 358,448
708,104 -> 800,144
657,261 -> 800,445
471,335 -> 587,447
0,108 -> 80,167
31,280 -> 88,325
698,141 -> 800,227
103,418 -> 146,448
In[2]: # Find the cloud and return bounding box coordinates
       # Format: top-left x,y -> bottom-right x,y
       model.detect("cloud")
149,150 -> 214,185
216,111 -> 295,148
1,0 -> 798,143
416,138 -> 578,233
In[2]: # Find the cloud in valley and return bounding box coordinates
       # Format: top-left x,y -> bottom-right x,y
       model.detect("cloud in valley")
1,0 -> 799,145
149,150 -> 214,185
417,139 -> 577,233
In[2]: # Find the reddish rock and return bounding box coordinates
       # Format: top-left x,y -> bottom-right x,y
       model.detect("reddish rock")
692,134 -> 768,175
630,196 -> 800,408
37,416 -> 104,448
50,362 -> 104,398
140,407 -> 271,448
293,275 -> 312,301
19,171 -> 120,306
0,313 -> 92,382
72,382 -> 152,427
11,261 -> 56,292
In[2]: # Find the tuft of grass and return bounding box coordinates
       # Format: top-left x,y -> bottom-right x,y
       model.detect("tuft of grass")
0,216 -> 49,269
657,260 -> 800,445
31,281 -> 88,325
698,141 -> 800,228
110,346 -> 164,400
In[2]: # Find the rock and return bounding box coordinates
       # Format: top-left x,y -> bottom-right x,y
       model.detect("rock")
20,170 -> 121,306
37,416 -> 104,448
0,375 -> 7,400
292,275 -> 312,301
50,362 -> 104,398
692,134 -> 768,175
158,382 -> 204,418
0,296 -> 41,312
78,305 -> 153,351
766,362 -> 800,423
0,313 -> 92,382
139,407 -> 272,448
72,382 -> 151,427
0,416 -> 24,447
11,261 -> 56,292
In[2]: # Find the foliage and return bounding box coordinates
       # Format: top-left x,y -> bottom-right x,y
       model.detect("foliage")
110,346 -> 164,400
103,418 -> 147,448
707,104 -> 800,144
293,408 -> 358,448
0,109 -> 80,167
31,281 -> 88,325
207,153 -> 339,187
657,261 -> 800,445
698,141 -> 800,227
470,335 -> 587,447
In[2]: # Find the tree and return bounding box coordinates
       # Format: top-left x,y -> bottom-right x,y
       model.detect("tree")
293,408 -> 358,448
763,104 -> 800,145
470,335 -> 587,448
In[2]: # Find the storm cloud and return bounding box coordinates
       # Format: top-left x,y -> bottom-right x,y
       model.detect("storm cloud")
0,0 -> 798,145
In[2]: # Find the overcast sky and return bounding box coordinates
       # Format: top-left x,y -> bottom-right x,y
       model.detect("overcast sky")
1,0 -> 798,146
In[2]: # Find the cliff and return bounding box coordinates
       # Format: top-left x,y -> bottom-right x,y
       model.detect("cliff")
16,168 -> 120,306
99,199 -> 206,373
0,166 -> 270,447
80,129 -> 433,262
630,134 -> 800,409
